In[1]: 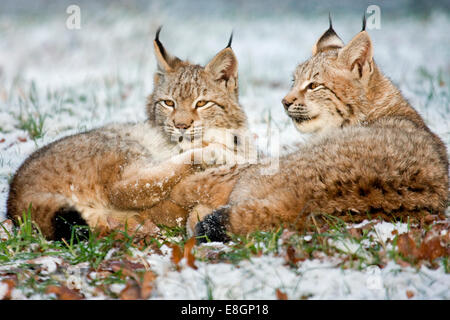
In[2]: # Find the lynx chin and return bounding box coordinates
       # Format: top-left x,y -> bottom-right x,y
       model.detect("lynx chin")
7,28 -> 254,241
170,20 -> 449,241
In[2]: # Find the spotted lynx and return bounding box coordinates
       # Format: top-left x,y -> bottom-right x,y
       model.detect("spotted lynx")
169,21 -> 448,241
7,28 -> 253,240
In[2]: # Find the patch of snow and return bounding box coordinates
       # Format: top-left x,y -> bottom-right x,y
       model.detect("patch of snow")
29,256 -> 62,275
370,221 -> 409,243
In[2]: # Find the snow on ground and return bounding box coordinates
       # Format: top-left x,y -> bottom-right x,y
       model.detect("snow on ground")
0,1 -> 449,299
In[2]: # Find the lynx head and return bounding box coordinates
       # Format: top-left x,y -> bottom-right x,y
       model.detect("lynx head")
282,16 -> 376,133
147,28 -> 248,150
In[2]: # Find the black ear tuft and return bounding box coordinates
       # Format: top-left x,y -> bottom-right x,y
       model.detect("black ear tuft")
226,31 -> 234,48
154,26 -> 166,58
361,13 -> 367,31
155,25 -> 162,41
312,14 -> 344,55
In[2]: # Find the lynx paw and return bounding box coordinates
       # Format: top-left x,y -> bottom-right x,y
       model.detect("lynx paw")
196,144 -> 242,167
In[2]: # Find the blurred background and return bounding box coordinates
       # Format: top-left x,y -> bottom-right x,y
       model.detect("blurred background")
0,0 -> 449,217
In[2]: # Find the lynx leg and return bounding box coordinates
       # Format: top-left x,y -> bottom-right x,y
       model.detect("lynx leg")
101,215 -> 159,239
195,194 -> 306,242
108,145 -> 230,211
107,153 -> 198,211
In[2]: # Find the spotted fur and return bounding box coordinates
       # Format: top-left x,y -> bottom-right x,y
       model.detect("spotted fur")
185,26 -> 448,240
7,30 -> 251,240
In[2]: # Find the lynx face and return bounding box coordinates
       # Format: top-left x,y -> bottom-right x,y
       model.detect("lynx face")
147,28 -> 247,150
283,24 -> 374,133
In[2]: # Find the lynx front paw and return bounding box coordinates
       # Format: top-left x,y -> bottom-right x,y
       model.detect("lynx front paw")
196,144 -> 241,167
194,206 -> 231,243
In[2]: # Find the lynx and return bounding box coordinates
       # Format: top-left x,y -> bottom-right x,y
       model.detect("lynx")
169,21 -> 449,241
7,28 -> 253,240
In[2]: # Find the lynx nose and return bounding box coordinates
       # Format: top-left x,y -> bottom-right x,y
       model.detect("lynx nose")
174,120 -> 193,130
282,98 -> 293,110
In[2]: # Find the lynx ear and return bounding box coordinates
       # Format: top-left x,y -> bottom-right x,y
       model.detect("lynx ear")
337,31 -> 373,78
205,33 -> 238,82
312,14 -> 344,55
153,26 -> 182,73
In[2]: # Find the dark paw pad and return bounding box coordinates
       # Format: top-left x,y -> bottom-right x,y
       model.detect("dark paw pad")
195,207 -> 230,243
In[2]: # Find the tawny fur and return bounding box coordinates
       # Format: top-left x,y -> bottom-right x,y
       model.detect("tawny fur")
7,31 -> 252,240
173,27 -> 449,237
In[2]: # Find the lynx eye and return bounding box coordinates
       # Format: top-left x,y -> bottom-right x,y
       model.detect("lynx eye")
307,82 -> 320,90
162,100 -> 175,108
195,100 -> 207,108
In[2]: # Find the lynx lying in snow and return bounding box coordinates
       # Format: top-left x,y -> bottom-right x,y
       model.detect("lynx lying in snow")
168,20 -> 449,241
7,28 -> 254,240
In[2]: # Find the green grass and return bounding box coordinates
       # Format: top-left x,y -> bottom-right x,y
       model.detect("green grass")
0,205 -> 448,299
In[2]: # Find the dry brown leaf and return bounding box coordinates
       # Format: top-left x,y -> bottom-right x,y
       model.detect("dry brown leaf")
0,278 -> 17,300
276,288 -> 288,300
134,220 -> 159,237
285,245 -> 302,265
398,228 -> 448,263
140,271 -> 156,299
348,228 -> 362,239
406,290 -> 415,299
184,237 -> 198,270
418,237 -> 447,261
46,285 -> 83,300
169,243 -> 183,267
397,233 -> 420,260
109,260 -> 144,280
119,280 -> 141,300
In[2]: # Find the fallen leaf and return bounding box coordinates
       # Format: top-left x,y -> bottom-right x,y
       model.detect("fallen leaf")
119,280 -> 141,300
128,219 -> 159,238
108,260 -> 143,280
0,277 -> 17,300
406,290 -> 415,299
17,137 -> 27,142
46,285 -> 83,300
169,243 -> 183,267
184,237 -> 198,270
418,237 -> 447,261
348,228 -> 362,239
397,233 -> 420,260
140,271 -> 156,299
397,229 -> 448,263
276,288 -> 288,300
285,245 -> 301,265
